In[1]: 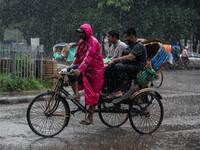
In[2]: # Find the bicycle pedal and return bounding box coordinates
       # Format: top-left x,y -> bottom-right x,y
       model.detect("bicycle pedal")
70,107 -> 82,115
71,113 -> 75,116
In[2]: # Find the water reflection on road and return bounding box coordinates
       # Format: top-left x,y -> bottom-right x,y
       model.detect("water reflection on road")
1,70 -> 200,150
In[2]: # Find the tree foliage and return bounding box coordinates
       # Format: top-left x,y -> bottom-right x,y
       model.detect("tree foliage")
140,4 -> 199,43
0,0 -> 199,52
97,0 -> 131,11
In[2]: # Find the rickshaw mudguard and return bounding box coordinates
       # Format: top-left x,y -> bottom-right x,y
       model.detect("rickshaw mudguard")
129,88 -> 162,100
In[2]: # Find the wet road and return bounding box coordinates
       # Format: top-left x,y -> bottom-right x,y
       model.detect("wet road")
1,70 -> 200,150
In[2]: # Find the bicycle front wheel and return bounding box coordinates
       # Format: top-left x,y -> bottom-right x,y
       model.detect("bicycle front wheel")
151,71 -> 163,88
129,91 -> 164,134
173,61 -> 181,70
27,92 -> 70,137
98,100 -> 129,128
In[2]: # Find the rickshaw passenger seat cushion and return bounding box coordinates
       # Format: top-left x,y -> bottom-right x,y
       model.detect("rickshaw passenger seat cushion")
151,48 -> 168,71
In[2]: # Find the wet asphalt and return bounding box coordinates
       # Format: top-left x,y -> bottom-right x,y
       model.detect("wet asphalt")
0,70 -> 200,150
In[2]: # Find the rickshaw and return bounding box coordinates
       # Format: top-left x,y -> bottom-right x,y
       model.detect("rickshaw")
53,42 -> 77,63
143,38 -> 164,88
27,40 -> 168,137
170,45 -> 195,70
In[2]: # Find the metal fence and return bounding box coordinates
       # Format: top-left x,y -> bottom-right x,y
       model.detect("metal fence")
0,44 -> 44,87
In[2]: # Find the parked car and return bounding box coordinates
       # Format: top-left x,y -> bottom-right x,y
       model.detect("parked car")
187,52 -> 200,68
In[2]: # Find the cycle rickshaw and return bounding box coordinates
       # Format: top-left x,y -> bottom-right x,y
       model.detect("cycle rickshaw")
143,38 -> 164,88
27,42 -> 168,137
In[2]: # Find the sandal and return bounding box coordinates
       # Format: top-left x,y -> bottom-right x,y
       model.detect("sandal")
106,93 -> 115,99
100,93 -> 108,99
79,118 -> 93,125
106,93 -> 122,100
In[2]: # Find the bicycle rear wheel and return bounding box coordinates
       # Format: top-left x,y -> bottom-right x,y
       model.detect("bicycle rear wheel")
98,99 -> 129,128
151,71 -> 163,88
129,91 -> 163,134
187,61 -> 195,70
27,92 -> 70,137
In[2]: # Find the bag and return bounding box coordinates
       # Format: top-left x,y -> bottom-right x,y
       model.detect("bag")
151,47 -> 168,71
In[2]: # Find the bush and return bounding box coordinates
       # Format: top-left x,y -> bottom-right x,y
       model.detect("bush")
0,75 -> 52,92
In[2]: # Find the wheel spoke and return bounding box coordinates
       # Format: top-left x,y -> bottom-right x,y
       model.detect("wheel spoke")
129,92 -> 163,134
151,72 -> 163,88
27,92 -> 70,137
98,101 -> 129,128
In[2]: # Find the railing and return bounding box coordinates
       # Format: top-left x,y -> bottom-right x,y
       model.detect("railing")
0,44 -> 44,87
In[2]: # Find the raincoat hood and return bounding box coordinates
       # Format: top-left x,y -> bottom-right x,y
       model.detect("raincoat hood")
80,24 -> 93,41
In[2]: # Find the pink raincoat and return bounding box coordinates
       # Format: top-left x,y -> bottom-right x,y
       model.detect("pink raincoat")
72,24 -> 104,105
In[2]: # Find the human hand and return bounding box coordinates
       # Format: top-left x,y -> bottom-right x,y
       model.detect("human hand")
108,60 -> 114,67
108,58 -> 118,67
104,61 -> 110,64
74,69 -> 81,77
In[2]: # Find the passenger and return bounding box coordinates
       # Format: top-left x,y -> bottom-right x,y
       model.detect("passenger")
67,24 -> 104,125
105,28 -> 147,99
106,30 -> 128,60
102,30 -> 127,94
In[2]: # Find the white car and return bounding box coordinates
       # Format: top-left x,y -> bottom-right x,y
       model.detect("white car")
187,52 -> 200,68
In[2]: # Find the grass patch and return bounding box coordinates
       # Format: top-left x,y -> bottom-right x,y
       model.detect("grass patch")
0,75 -> 53,92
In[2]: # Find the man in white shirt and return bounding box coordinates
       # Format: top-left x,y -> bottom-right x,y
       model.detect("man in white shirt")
102,30 -> 128,94
106,30 -> 128,60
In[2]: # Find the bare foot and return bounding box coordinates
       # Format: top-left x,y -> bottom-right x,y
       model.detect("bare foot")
100,92 -> 107,96
106,91 -> 122,99
73,94 -> 80,100
114,91 -> 123,97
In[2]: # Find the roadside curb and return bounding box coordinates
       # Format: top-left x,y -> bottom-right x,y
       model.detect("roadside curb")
0,95 -> 35,104
0,90 -> 84,105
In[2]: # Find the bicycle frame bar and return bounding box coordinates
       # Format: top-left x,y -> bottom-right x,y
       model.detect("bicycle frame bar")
61,87 -> 88,113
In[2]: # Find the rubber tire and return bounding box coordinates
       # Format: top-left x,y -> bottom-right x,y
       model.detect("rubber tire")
129,91 -> 164,134
187,61 -> 195,70
152,71 -> 163,88
98,100 -> 129,128
27,92 -> 70,137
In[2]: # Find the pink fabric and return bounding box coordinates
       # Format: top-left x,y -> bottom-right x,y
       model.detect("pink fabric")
72,24 -> 104,105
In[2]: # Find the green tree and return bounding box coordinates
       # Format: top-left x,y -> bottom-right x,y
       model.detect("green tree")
0,0 -> 5,42
0,19 -> 4,42
140,4 -> 199,45
97,0 -> 131,11
1,0 -> 200,53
